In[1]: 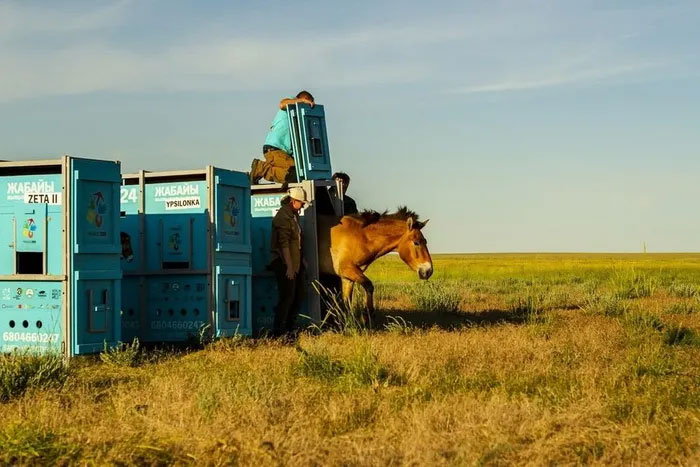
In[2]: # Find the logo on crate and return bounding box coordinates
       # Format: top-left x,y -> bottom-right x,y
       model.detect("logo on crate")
22,218 -> 37,240
25,289 -> 34,299
224,196 -> 240,229
168,232 -> 181,252
87,191 -> 107,228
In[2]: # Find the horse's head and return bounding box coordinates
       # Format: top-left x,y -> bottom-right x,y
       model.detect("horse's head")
397,218 -> 433,280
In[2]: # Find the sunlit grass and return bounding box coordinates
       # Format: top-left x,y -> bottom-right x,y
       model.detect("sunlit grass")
1,253 -> 699,465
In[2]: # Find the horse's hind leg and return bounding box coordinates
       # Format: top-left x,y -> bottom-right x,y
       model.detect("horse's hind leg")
359,277 -> 375,321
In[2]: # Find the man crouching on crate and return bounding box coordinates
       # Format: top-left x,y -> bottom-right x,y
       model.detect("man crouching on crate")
269,187 -> 309,339
249,91 -> 315,184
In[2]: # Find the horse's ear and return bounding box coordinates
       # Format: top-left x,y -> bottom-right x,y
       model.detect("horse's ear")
406,217 -> 414,230
418,219 -> 429,229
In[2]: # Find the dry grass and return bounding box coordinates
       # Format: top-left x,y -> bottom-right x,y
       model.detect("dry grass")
1,254 -> 700,465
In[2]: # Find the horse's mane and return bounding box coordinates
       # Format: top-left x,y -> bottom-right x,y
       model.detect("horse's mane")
348,206 -> 420,227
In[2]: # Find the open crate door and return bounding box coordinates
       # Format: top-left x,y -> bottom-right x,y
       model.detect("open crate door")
213,169 -> 251,254
213,168 -> 252,336
288,104 -> 333,181
70,158 -> 122,355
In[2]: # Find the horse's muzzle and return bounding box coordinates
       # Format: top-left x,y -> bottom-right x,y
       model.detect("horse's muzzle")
418,263 -> 433,280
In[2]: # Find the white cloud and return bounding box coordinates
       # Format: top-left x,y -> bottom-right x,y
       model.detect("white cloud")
450,61 -> 662,95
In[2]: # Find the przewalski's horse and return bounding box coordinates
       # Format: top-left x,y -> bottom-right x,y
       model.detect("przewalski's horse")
318,207 -> 433,315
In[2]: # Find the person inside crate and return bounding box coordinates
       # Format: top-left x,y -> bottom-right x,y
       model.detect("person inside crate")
329,171 -> 358,215
269,186 -> 309,339
249,91 -> 315,185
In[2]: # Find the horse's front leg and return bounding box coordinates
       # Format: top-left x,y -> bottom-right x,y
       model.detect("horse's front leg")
340,266 -> 375,320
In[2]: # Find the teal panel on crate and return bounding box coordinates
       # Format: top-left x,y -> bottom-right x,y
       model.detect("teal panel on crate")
214,266 -> 252,337
120,277 -> 141,343
0,174 -> 64,276
0,281 -> 63,353
213,168 -> 252,337
70,158 -> 122,355
252,275 -> 276,335
161,218 -> 192,264
214,169 -> 251,254
142,276 -> 208,342
144,180 -> 207,272
287,103 -> 333,181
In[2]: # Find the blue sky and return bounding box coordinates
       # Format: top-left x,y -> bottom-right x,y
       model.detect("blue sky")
1,0 -> 699,252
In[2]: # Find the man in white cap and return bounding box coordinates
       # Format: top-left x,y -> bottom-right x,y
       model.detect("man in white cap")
269,186 -> 308,338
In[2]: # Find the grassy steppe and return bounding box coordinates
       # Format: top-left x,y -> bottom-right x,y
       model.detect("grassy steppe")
2,254 -> 700,466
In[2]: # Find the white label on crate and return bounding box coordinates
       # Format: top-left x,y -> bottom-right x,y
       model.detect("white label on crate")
164,196 -> 201,210
24,192 -> 62,205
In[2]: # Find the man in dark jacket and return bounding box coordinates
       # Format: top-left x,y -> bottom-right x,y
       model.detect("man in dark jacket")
270,186 -> 308,337
329,171 -> 358,215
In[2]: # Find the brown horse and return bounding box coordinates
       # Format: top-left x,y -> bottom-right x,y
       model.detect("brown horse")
318,207 -> 433,314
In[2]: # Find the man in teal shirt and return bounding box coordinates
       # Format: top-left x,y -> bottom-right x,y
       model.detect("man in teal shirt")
249,91 -> 315,184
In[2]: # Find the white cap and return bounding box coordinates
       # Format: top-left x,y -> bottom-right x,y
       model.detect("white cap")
288,186 -> 309,204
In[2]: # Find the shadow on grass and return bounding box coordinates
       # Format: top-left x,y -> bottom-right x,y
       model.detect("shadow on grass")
373,308 -> 526,331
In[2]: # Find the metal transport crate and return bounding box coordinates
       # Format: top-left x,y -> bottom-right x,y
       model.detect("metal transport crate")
120,167 -> 252,343
0,156 -> 122,356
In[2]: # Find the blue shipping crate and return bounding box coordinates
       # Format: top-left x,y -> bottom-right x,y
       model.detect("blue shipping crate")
120,167 -> 252,343
250,180 -> 343,334
0,157 -> 122,356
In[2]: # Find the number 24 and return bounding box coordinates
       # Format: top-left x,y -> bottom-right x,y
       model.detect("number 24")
120,188 -> 138,203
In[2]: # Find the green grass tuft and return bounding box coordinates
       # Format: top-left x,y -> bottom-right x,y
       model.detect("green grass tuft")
663,301 -> 697,315
610,268 -> 658,299
99,338 -> 143,367
0,425 -> 81,465
0,352 -> 69,402
666,282 -> 699,298
621,311 -> 665,334
410,281 -> 461,313
383,315 -> 417,335
664,325 -> 700,346
582,292 -> 631,316
296,345 -> 400,388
